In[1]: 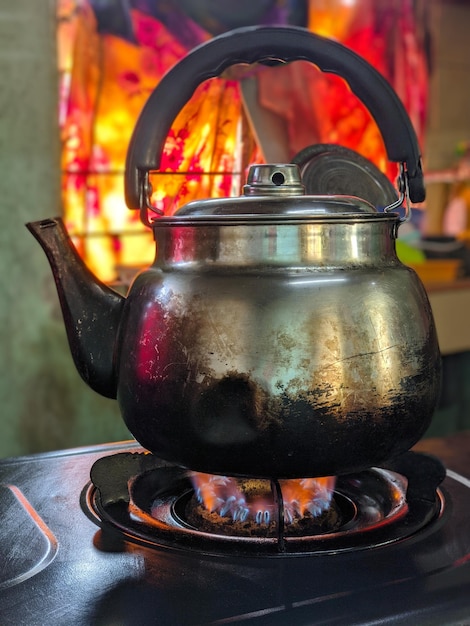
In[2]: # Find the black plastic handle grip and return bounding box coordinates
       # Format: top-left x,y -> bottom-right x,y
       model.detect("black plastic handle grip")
125,25 -> 425,209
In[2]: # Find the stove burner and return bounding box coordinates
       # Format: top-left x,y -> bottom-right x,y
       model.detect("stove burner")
179,482 -> 343,538
188,474 -> 337,529
83,452 -> 445,556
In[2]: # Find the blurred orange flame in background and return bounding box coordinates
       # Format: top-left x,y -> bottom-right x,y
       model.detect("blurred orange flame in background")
57,1 -> 428,283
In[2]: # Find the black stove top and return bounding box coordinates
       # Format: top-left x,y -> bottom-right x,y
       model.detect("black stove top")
1,439 -> 470,625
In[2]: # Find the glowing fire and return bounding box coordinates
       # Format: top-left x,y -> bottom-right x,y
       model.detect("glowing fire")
58,2 -> 428,283
57,2 -> 248,283
190,472 -> 336,525
280,477 -> 337,523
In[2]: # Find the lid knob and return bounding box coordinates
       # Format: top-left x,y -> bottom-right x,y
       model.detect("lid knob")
243,164 -> 305,197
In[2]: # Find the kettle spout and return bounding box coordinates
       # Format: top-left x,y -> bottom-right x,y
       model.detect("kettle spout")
26,217 -> 125,399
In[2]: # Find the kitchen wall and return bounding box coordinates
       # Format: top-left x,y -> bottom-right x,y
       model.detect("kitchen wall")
425,0 -> 470,232
0,0 -> 130,457
420,0 -> 470,437
0,0 -> 470,457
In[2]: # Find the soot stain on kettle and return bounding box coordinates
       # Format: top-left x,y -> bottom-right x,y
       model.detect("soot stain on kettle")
191,372 -> 281,445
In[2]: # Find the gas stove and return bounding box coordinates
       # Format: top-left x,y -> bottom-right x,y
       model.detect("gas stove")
1,435 -> 469,625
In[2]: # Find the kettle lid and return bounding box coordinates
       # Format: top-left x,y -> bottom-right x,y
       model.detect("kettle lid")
168,164 -> 393,223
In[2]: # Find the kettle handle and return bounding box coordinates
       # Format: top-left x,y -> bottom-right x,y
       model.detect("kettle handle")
125,25 -> 424,211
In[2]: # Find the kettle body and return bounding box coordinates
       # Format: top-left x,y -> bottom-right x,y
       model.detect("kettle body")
116,175 -> 440,477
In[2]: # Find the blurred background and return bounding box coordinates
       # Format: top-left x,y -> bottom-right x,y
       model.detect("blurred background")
1,0 -> 470,458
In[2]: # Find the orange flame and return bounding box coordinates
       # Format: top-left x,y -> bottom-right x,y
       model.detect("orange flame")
190,472 -> 336,525
280,477 -> 337,522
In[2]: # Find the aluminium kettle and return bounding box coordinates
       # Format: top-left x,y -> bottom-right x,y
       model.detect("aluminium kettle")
28,26 -> 440,478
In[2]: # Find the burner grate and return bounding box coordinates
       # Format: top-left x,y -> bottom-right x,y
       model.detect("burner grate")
83,451 -> 445,557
